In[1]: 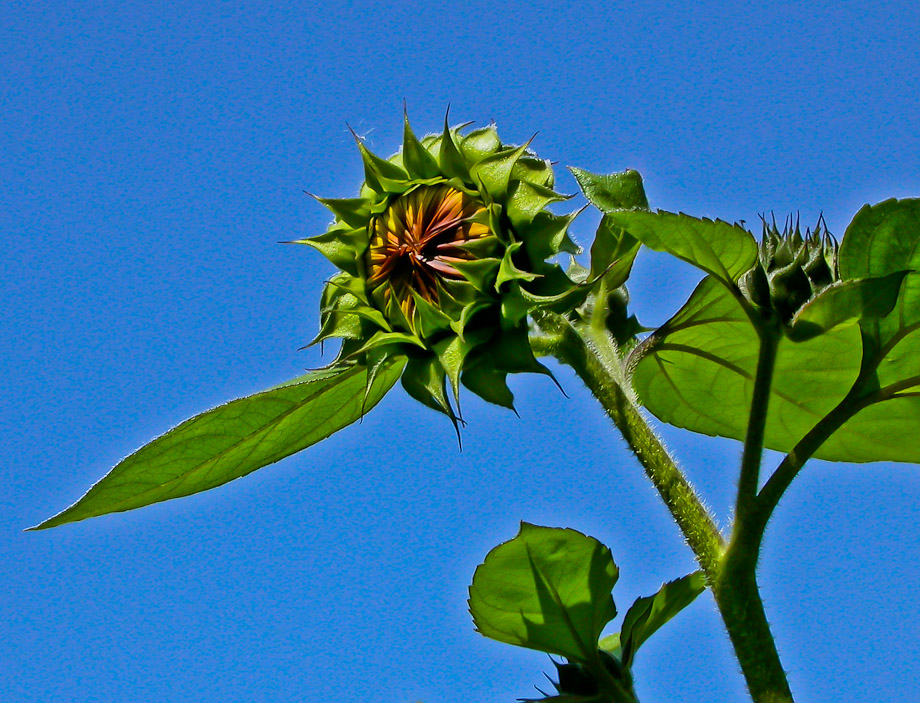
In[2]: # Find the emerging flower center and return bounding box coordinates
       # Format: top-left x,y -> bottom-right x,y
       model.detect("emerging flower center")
367,185 -> 491,318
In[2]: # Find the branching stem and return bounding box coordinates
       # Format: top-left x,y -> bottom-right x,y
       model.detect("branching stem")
533,310 -> 797,703
752,370 -> 876,536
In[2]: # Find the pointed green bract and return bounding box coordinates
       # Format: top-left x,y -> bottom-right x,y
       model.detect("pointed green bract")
401,112 -> 440,179
461,358 -> 516,409
401,354 -> 458,425
739,214 -> 841,323
460,125 -> 502,162
468,523 -> 619,663
32,359 -> 406,529
305,114 -> 583,419
472,143 -> 529,200
438,116 -> 471,180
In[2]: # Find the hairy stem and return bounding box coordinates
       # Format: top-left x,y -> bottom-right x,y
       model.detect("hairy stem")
711,555 -> 794,703
532,310 -> 724,575
533,310 -> 797,702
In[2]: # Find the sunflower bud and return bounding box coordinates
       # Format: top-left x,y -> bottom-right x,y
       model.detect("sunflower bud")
739,214 -> 839,324
296,114 -> 583,422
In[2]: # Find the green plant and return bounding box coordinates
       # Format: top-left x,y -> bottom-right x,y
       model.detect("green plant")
31,115 -> 920,703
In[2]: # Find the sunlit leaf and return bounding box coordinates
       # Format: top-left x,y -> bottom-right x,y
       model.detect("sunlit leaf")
633,269 -> 919,462
570,167 -> 648,288
617,572 -> 706,667
838,198 -> 920,388
469,523 -> 618,663
605,210 -> 758,287
33,359 -> 406,529
838,199 -> 920,283
570,167 -> 649,214
788,273 -> 908,341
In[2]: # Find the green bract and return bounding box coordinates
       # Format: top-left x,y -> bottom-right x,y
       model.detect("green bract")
296,115 -> 583,421
739,215 -> 839,323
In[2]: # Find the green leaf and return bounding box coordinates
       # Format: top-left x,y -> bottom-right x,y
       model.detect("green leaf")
831,198 -> 920,461
632,201 -> 920,463
839,198 -> 920,281
606,211 -> 758,287
838,198 -> 920,357
633,274 -> 920,462
788,272 -> 907,341
32,359 -> 407,529
589,217 -> 641,289
634,277 -> 858,456
468,523 -> 619,663
570,167 -> 648,213
617,572 -> 706,667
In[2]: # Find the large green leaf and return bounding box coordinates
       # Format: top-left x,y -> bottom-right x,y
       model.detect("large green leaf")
605,210 -> 758,287
839,199 -> 920,280
469,523 -> 619,663
32,359 -> 406,529
632,269 -> 917,462
831,198 -> 920,461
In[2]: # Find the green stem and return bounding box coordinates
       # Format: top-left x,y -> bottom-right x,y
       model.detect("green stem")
735,324 -> 779,524
533,310 -> 797,703
706,321 -> 794,702
532,310 -> 724,576
710,558 -> 794,703
752,373 -> 876,536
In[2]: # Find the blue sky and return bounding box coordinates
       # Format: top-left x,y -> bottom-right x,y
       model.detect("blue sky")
3,1 -> 920,701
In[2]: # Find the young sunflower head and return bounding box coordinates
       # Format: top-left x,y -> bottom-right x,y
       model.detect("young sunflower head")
296,113 -> 584,421
366,184 -> 491,321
